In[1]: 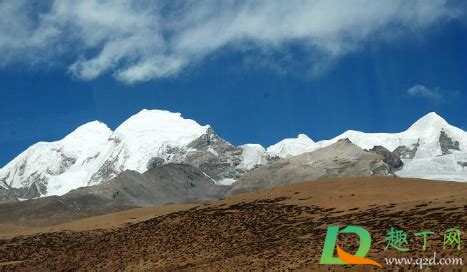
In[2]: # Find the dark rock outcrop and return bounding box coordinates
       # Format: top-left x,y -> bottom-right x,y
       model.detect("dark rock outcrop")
370,146 -> 403,170
439,129 -> 460,155
178,127 -> 246,180
0,176 -> 47,202
156,127 -> 268,182
392,141 -> 419,159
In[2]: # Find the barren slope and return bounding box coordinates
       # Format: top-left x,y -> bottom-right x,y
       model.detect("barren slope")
228,139 -> 398,195
0,177 -> 466,271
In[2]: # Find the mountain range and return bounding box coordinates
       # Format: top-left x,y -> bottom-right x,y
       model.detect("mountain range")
0,110 -> 466,204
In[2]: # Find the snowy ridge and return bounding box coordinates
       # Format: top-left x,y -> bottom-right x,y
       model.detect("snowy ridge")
316,130 -> 417,152
264,112 -> 466,160
266,134 -> 317,158
0,110 -> 210,196
0,121 -> 113,196
316,112 -> 467,156
1,111 -> 466,199
264,112 -> 467,182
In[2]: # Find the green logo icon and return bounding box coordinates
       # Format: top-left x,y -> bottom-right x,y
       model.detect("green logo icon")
320,225 -> 382,267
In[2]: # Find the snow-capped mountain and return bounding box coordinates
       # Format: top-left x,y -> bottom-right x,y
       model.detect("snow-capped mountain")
0,121 -> 113,197
85,109 -> 211,188
111,109 -> 209,173
317,112 -> 466,155
0,110 -> 255,198
262,112 -> 467,181
327,113 -> 467,182
0,110 -> 466,201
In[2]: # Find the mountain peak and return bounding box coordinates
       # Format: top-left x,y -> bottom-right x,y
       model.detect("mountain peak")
407,112 -> 448,132
266,133 -> 316,158
420,112 -> 444,121
111,109 -> 209,172
297,133 -> 313,142
115,109 -> 208,135
62,121 -> 112,143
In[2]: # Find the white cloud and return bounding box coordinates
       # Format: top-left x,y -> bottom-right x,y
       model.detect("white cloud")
0,0 -> 464,84
407,84 -> 442,100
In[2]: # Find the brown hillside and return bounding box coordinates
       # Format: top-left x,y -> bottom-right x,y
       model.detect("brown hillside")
0,177 -> 465,271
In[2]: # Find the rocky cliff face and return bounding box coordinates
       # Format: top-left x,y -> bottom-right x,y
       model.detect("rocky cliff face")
66,163 -> 229,207
369,146 -> 403,170
159,128 -> 249,182
392,141 -> 419,159
439,129 -> 461,155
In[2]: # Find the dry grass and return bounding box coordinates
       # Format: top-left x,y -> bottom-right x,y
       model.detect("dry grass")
0,203 -> 197,238
0,177 -> 465,271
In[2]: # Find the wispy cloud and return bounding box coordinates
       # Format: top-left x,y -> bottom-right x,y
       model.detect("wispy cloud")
407,84 -> 462,102
0,0 -> 464,84
407,84 -> 443,100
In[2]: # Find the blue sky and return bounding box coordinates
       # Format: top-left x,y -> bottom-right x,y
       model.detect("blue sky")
1,1 -> 467,167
